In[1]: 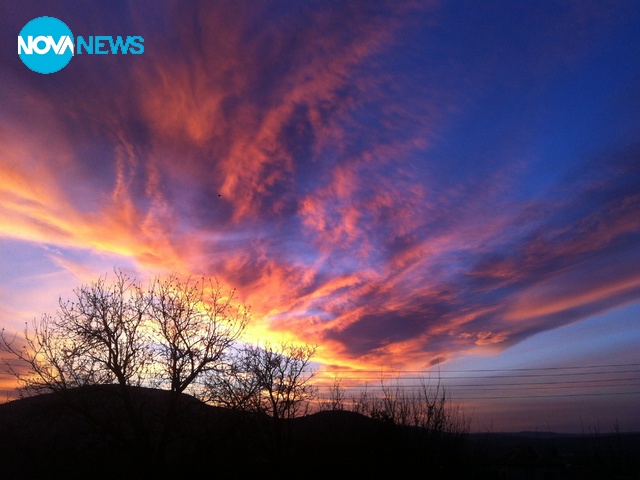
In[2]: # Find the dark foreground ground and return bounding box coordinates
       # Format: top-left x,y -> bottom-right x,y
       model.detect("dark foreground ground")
0,386 -> 638,479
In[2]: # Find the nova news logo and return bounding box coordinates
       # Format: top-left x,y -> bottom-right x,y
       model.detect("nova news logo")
18,16 -> 144,74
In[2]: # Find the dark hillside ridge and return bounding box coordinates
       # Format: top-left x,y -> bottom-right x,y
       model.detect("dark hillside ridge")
1,386 -> 638,479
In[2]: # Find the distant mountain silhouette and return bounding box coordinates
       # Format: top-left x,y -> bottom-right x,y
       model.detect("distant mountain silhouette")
1,386 -> 638,479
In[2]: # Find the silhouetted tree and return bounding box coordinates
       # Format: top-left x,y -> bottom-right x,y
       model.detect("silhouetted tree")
319,376 -> 345,411
0,268 -> 250,464
0,270 -> 155,453
145,274 -> 249,458
0,270 -> 151,395
350,375 -> 469,435
249,342 -> 317,420
207,341 -> 317,420
205,341 -> 317,464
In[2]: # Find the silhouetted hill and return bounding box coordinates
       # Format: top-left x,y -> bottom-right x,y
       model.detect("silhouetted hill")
1,386 -> 639,479
0,385 -> 469,477
0,385 -> 259,477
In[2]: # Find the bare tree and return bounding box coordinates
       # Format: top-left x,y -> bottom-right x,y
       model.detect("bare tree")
0,268 -> 251,464
207,341 -> 317,420
0,270 -> 155,458
145,274 -> 250,457
346,374 -> 471,446
245,342 -> 317,420
203,341 -> 317,464
203,354 -> 262,412
0,270 -> 150,396
319,376 -> 345,411
146,274 -> 249,396
1,316 -> 89,395
60,270 -> 153,389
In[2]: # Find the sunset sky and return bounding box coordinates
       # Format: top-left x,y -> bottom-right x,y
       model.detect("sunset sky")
1,1 -> 639,433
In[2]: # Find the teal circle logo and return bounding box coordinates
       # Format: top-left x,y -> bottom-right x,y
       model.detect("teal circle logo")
18,17 -> 74,74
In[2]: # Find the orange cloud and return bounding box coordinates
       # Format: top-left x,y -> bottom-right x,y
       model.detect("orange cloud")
507,273 -> 640,323
1,1 -> 639,388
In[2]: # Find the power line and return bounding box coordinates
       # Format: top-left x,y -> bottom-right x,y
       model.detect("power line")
314,388 -> 640,400
451,391 -> 640,400
311,363 -> 640,400
314,364 -> 640,383
313,371 -> 640,384
314,376 -> 640,389
449,379 -> 640,390
318,362 -> 640,375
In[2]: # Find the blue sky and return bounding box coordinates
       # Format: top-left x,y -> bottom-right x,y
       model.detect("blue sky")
1,0 -> 639,432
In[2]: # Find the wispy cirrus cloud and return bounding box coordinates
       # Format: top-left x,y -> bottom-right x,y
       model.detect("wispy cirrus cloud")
1,0 -> 639,376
